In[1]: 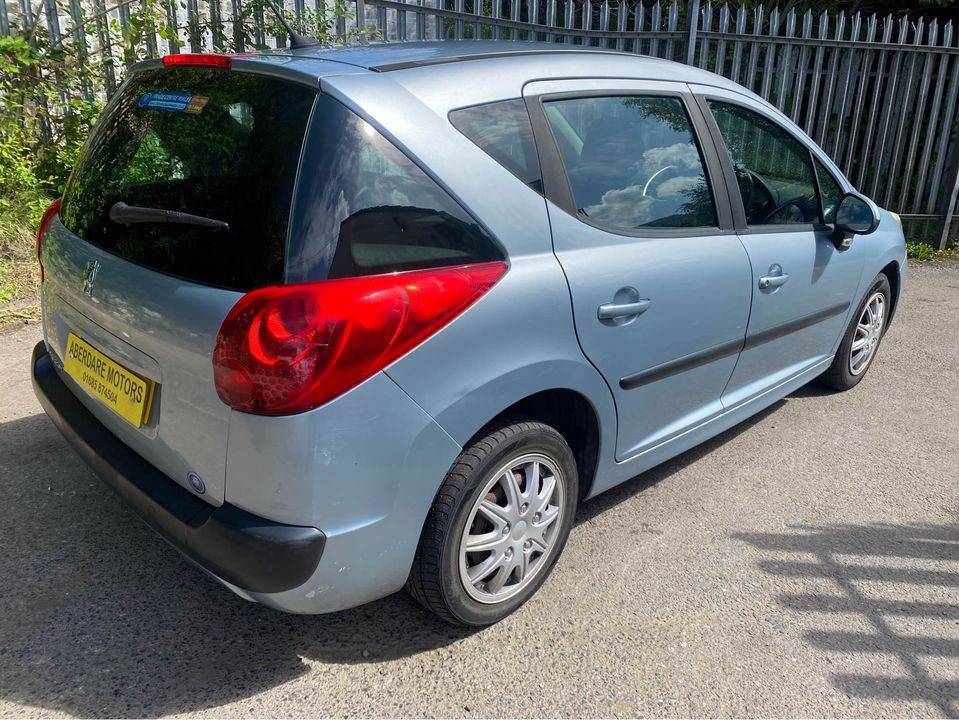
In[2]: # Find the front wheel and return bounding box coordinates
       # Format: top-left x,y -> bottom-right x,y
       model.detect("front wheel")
820,273 -> 891,391
407,421 -> 578,626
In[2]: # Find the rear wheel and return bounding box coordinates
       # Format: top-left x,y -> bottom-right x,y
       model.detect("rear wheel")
407,421 -> 578,626
820,273 -> 891,391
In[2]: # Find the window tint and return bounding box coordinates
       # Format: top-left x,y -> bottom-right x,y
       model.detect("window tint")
707,100 -> 821,226
542,95 -> 716,231
287,94 -> 503,281
60,68 -> 315,290
814,158 -> 844,224
449,99 -> 542,192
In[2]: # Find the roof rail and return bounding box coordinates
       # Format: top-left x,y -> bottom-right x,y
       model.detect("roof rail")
370,48 -> 635,72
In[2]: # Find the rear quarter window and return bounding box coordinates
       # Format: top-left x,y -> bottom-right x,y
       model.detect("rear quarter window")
60,68 -> 315,290
286,94 -> 504,281
449,99 -> 543,192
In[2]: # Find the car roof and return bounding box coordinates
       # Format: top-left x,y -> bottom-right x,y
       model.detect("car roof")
262,40 -> 748,90
283,40 -> 655,72
278,41 -> 768,125
131,41 -> 759,114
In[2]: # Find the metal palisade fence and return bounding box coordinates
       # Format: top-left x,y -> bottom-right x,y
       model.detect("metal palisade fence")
2,0 -> 959,247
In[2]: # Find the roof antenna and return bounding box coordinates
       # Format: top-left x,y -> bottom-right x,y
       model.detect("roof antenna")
260,0 -> 322,49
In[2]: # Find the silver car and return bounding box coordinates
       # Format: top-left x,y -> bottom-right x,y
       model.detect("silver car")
33,41 -> 906,626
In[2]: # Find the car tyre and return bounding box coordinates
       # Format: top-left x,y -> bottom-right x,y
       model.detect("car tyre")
820,273 -> 891,391
407,420 -> 578,627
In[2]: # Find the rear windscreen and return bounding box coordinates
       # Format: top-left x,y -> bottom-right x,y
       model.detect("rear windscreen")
60,68 -> 316,290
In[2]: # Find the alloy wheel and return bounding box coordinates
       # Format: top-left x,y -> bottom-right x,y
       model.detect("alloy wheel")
849,291 -> 886,376
458,453 -> 565,604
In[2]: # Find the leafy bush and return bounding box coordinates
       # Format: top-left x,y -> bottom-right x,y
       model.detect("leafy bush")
906,242 -> 937,261
906,241 -> 959,262
0,215 -> 39,305
0,32 -> 98,228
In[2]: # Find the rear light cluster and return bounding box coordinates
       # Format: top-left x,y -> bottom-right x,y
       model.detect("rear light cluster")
36,197 -> 61,283
213,262 -> 507,416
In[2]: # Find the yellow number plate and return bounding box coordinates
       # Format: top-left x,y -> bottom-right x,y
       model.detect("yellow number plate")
63,333 -> 155,428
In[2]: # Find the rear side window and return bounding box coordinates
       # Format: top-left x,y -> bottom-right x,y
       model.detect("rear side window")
449,99 -> 543,192
60,68 -> 315,290
543,95 -> 717,231
287,94 -> 503,281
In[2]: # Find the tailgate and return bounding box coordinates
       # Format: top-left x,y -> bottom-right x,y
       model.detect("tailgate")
41,222 -> 241,504
40,63 -> 317,504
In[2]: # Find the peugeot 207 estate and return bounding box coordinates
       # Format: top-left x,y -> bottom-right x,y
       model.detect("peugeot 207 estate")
32,41 -> 906,626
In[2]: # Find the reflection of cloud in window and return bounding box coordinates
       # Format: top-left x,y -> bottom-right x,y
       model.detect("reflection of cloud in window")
585,185 -> 656,228
640,142 -> 701,176
584,140 -> 707,227
658,175 -> 701,198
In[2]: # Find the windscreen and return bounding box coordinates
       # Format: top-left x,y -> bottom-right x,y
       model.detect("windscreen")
59,67 -> 316,290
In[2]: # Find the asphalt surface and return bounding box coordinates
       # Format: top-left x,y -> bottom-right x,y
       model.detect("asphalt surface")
1,263 -> 957,718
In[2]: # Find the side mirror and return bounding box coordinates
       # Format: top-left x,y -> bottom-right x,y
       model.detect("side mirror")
832,192 -> 880,250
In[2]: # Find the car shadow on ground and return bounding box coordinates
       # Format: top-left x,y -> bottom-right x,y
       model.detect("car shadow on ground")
575,399 -> 785,524
0,413 -> 478,717
733,521 -> 959,717
0,395 -> 786,717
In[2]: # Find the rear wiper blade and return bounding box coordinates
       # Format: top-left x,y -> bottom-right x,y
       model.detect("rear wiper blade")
109,201 -> 229,232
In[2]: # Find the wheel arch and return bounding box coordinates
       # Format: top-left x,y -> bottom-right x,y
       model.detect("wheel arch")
464,387 -> 603,500
879,259 -> 902,327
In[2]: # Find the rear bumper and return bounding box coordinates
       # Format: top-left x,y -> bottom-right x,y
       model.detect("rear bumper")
31,341 -> 325,595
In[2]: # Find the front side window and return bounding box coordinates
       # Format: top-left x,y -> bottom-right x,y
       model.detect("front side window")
287,94 -> 503,281
814,158 -> 844,224
707,100 -> 821,226
542,95 -> 717,231
449,99 -> 542,192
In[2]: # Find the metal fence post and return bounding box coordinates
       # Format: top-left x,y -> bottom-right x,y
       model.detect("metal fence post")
938,151 -> 959,250
685,0 -> 700,66
186,0 -> 202,51
356,0 -> 366,40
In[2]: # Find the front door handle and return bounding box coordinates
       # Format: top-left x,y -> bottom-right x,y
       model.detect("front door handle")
758,264 -> 790,290
597,299 -> 652,320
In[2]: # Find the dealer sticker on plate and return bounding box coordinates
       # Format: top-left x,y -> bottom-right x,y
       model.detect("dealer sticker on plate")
63,333 -> 155,427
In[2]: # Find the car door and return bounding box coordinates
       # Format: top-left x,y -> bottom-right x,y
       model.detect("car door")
691,86 -> 867,408
524,79 -> 752,461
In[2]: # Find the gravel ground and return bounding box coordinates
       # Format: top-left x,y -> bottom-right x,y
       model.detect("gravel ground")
1,263 -> 957,719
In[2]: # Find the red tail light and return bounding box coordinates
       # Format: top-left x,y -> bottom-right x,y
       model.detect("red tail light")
162,53 -> 233,69
213,262 -> 507,416
36,197 -> 61,283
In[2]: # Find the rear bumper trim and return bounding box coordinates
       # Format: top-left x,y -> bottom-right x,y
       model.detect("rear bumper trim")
31,341 -> 325,594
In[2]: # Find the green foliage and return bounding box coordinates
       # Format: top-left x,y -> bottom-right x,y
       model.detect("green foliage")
906,242 -> 937,261
0,36 -> 51,226
0,215 -> 38,303
906,242 -> 959,262
0,28 -> 100,228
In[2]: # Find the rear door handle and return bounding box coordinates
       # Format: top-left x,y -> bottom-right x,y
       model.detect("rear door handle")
758,264 -> 789,290
597,299 -> 652,320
